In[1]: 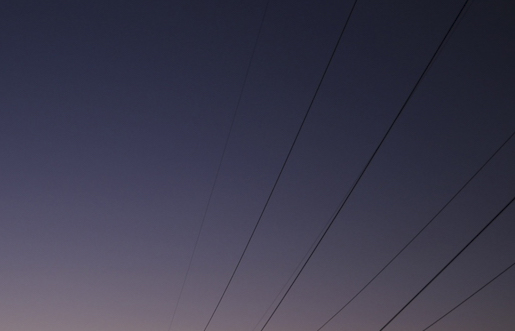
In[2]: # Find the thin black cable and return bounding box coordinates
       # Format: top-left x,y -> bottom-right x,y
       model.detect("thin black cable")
251,205 -> 343,331
258,0 -> 471,330
419,0 -> 474,78
315,129 -> 515,330
378,196 -> 515,331
165,2 -> 270,331
423,261 -> 515,330
202,1 -> 360,330
253,171 -> 365,331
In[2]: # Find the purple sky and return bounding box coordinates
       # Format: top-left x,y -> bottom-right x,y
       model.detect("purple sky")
1,1 -> 514,331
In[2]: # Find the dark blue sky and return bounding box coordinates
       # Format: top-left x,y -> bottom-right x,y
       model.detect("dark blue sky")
1,1 -> 514,330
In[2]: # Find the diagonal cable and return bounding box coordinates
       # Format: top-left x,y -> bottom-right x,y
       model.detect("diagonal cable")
423,261 -> 515,330
201,1 -> 360,330
256,0 -> 473,330
379,196 -> 515,330
250,204 -> 344,331
165,2 -> 271,330
316,129 -> 515,331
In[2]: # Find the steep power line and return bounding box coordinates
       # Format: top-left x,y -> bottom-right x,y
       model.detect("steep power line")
250,203 -> 344,331
200,1 -> 360,330
256,1 -> 472,330
166,2 -> 271,331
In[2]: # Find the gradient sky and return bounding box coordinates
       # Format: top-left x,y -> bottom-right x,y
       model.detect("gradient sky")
1,1 -> 514,331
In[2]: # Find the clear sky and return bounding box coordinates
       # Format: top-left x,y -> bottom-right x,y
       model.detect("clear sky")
0,0 -> 514,331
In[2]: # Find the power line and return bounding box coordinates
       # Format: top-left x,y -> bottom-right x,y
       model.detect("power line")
378,196 -> 515,331
201,1 -> 360,330
257,0 -> 472,330
315,129 -> 515,330
165,2 -> 270,330
422,261 -> 515,330
250,202 -> 344,331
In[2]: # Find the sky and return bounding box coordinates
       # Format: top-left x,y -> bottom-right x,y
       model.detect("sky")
0,0 -> 514,331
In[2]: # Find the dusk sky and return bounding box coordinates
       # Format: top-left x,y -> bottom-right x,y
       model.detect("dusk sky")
1,0 -> 514,331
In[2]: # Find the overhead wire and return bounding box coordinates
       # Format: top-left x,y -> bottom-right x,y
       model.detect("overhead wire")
378,196 -> 515,330
422,261 -> 515,330
256,0 -> 473,330
250,201 -> 344,331
165,2 -> 271,330
200,1 -> 360,330
315,129 -> 515,330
